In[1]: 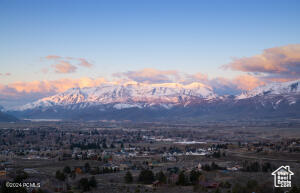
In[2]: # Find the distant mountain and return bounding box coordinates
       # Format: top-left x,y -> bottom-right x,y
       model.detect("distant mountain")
0,111 -> 18,122
237,80 -> 300,99
10,80 -> 300,121
15,82 -> 216,111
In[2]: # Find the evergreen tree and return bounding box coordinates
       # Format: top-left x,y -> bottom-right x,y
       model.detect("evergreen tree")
262,162 -> 272,172
89,176 -> 97,188
55,170 -> 66,181
78,177 -> 90,191
246,179 -> 258,191
190,169 -> 201,185
212,150 -> 221,158
110,143 -> 115,148
232,183 -> 247,193
156,171 -> 166,184
36,189 -> 45,193
125,171 -> 133,183
289,186 -> 300,193
274,188 -> 285,193
63,166 -> 71,174
14,170 -> 28,183
102,142 -> 107,148
138,169 -> 154,184
84,162 -> 91,173
177,171 -> 187,186
214,188 -> 220,193
211,162 -> 220,170
202,164 -> 211,171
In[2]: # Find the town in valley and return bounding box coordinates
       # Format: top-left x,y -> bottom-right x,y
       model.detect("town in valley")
1,120 -> 300,193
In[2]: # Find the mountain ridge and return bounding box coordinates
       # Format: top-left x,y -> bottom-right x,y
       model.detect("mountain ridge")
15,82 -> 216,111
237,80 -> 300,99
7,80 -> 300,121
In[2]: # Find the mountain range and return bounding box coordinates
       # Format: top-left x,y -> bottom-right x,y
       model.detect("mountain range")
0,106 -> 18,122
7,80 -> 300,121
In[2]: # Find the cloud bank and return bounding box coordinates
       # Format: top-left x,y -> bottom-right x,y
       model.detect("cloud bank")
224,44 -> 300,81
0,77 -> 106,108
113,68 -> 180,84
116,68 -> 263,93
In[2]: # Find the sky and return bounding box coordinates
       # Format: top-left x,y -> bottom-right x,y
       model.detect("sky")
0,0 -> 300,108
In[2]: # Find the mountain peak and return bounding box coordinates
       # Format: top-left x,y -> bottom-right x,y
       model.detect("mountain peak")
9,80 -> 300,121
16,82 -> 217,111
237,79 -> 300,99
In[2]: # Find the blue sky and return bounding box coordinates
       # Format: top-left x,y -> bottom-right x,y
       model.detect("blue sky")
1,0 -> 299,85
0,0 -> 300,109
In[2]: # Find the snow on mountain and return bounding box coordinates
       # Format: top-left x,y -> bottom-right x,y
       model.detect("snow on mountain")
10,80 -> 300,121
17,82 -> 216,110
236,79 -> 300,99
13,79 -> 300,113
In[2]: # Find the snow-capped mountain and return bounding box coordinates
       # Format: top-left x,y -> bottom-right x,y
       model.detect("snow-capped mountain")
237,80 -> 300,99
9,80 -> 300,121
17,82 -> 216,111
232,80 -> 300,112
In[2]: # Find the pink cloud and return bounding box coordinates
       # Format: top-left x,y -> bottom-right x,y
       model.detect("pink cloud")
0,77 -> 106,108
78,58 -> 93,67
203,75 -> 265,95
114,68 -> 265,92
45,55 -> 62,60
53,61 -> 77,73
224,44 -> 300,80
232,74 -> 265,90
182,72 -> 209,84
45,55 -> 93,71
0,77 -> 106,95
115,68 -> 180,83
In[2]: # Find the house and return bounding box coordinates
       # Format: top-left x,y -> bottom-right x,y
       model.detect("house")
227,167 -> 238,171
149,161 -> 162,168
165,156 -> 176,162
197,163 -> 202,171
0,166 -> 6,177
119,163 -> 130,171
75,167 -> 83,174
0,167 -> 7,180
272,166 -> 294,187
